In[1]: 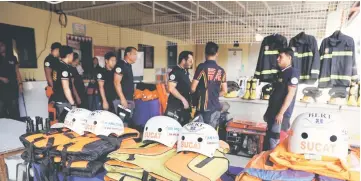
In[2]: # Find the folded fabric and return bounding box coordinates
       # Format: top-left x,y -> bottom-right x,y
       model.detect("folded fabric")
269,138 -> 349,180
243,168 -> 315,181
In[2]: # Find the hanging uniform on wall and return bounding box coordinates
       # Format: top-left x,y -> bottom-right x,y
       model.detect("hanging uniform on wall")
289,32 -> 320,84
319,31 -> 358,88
254,34 -> 288,82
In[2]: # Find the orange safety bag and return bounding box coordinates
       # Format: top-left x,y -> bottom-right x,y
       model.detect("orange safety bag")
156,83 -> 168,114
236,138 -> 360,181
270,138 -> 350,180
45,86 -> 54,98
133,89 -> 143,100
141,89 -> 159,101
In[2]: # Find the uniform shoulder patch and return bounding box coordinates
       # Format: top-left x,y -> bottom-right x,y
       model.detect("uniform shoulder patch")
62,71 -> 69,78
116,67 -> 122,73
97,73 -> 102,79
170,74 -> 176,80
45,62 -> 50,67
291,77 -> 298,84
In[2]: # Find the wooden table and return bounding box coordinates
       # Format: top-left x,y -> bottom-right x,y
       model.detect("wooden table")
0,148 -> 24,181
0,119 -> 27,181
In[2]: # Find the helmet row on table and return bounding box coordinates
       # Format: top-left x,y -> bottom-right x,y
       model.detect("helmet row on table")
61,108 -> 349,160
60,108 -> 221,158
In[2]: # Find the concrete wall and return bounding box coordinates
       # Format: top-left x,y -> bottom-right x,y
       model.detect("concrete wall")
0,2 -> 196,82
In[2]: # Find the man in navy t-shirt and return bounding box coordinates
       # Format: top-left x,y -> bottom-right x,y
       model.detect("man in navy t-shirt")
114,47 -> 137,126
191,42 -> 227,129
264,47 -> 300,150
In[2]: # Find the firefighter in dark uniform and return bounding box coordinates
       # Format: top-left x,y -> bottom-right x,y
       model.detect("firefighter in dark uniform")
114,47 -> 137,125
97,52 -> 117,113
165,51 -> 194,126
0,40 -> 22,119
263,48 -> 300,150
88,57 -> 102,110
52,46 -> 76,119
191,42 -> 227,129
70,52 -> 87,108
44,42 -> 61,99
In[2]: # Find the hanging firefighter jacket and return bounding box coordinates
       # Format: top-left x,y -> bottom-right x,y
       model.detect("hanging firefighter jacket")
289,32 -> 320,84
319,31 -> 358,88
254,34 -> 288,82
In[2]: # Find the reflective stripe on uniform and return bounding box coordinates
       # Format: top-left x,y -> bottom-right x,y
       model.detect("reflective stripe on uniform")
351,75 -> 359,80
255,71 -> 260,75
299,75 -> 310,80
310,70 -> 320,74
319,75 -> 354,82
332,51 -> 353,56
260,69 -> 279,75
294,52 -> 313,58
320,54 -> 333,60
320,51 -> 353,60
331,75 -> 352,81
319,77 -> 330,82
264,51 -> 279,55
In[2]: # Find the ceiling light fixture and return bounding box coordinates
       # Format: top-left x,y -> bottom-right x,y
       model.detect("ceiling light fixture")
46,1 -> 63,5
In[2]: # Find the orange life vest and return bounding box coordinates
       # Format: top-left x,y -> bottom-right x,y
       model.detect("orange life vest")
236,138 -> 360,181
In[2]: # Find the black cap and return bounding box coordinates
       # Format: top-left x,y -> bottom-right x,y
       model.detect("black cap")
60,46 -> 73,58
51,42 -> 61,51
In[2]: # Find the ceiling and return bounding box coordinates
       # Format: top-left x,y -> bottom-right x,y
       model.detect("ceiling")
13,1 -> 357,44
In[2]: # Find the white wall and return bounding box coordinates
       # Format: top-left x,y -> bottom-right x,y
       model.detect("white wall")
244,43 -> 261,77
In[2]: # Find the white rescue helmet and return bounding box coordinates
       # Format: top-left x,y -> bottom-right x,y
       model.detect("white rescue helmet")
142,116 -> 182,147
288,112 -> 348,160
177,122 -> 219,158
85,110 -> 124,136
63,108 -> 91,135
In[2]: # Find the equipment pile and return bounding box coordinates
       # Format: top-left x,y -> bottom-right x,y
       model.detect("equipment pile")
235,112 -> 360,181
104,116 -> 231,181
20,109 -> 140,181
